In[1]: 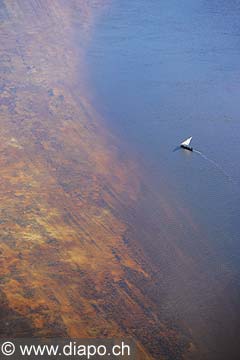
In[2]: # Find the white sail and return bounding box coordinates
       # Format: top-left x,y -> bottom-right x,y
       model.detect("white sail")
181,136 -> 192,146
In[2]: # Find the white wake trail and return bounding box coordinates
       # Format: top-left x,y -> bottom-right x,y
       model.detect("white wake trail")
193,149 -> 233,183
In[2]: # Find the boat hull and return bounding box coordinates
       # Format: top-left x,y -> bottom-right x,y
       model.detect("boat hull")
180,145 -> 193,152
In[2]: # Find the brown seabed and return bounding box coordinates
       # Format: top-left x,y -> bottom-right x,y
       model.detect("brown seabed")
0,1 -> 194,359
2,1 -> 239,360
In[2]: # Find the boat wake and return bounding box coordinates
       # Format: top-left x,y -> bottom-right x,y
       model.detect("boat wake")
193,149 -> 233,183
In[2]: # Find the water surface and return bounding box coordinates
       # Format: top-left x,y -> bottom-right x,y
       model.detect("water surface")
86,0 -> 240,262
85,0 -> 240,358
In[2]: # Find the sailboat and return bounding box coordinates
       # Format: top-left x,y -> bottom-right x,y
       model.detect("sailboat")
180,136 -> 193,151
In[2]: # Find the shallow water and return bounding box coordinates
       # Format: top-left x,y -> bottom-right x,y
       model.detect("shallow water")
83,0 -> 240,358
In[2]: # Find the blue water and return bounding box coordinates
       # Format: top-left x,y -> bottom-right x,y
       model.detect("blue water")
86,0 -> 240,258
83,0 -> 240,357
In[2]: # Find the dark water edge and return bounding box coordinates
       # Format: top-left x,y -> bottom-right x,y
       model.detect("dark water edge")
81,0 -> 240,359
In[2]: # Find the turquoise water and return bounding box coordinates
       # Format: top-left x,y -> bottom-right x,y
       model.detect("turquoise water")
83,0 -> 240,358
